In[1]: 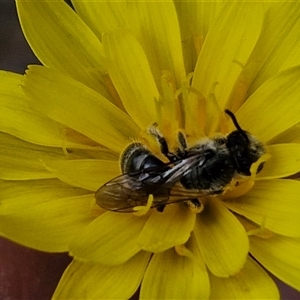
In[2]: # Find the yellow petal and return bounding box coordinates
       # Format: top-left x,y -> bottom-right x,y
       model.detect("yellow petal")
68,146 -> 119,161
0,133 -> 57,180
0,71 -> 91,148
236,66 -> 300,143
269,121 -> 300,144
23,66 -> 140,153
72,1 -> 126,40
140,241 -> 209,300
175,2 -> 223,73
103,29 -> 160,130
127,1 -> 186,87
225,179 -> 300,237
256,143 -> 300,180
0,179 -> 92,252
43,159 -> 119,191
127,1 -> 186,130
194,197 -> 249,277
74,1 -> 186,88
53,251 -> 150,300
69,212 -> 148,265
209,257 -> 279,299
16,0 -> 110,97
137,204 -> 195,253
229,3 -> 300,111
248,3 -> 300,96
75,2 -> 184,132
250,234 -> 300,292
190,2 -> 263,126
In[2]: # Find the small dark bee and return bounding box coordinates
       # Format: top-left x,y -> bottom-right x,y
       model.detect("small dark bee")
95,110 -> 265,212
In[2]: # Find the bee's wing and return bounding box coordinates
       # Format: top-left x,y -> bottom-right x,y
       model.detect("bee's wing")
164,154 -> 207,184
95,173 -> 171,212
95,154 -> 207,212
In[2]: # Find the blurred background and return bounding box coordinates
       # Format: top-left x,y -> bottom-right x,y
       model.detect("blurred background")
0,1 -> 39,72
0,1 -> 299,299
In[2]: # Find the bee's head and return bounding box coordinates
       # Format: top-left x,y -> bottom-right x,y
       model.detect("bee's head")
225,110 -> 265,176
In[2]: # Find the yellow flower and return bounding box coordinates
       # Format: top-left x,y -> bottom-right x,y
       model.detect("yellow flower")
1,1 -> 300,299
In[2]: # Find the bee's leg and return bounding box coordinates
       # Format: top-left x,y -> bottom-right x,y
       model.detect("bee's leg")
156,204 -> 166,212
176,131 -> 187,157
148,124 -> 177,162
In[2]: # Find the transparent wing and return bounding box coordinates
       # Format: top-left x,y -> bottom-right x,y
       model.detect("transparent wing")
95,154 -> 207,212
95,173 -> 171,212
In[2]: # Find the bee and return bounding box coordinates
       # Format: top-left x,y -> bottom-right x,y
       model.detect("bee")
95,110 -> 265,212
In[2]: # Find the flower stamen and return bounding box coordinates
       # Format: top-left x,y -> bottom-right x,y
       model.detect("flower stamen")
246,214 -> 274,239
133,194 -> 154,216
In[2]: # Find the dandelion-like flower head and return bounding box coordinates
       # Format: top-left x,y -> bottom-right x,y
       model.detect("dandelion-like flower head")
1,1 -> 300,299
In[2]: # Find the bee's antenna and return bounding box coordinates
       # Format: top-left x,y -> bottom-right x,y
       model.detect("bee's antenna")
225,109 -> 249,141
